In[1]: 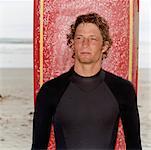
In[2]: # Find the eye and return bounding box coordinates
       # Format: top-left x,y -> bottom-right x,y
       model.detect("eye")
75,36 -> 83,41
89,36 -> 97,41
90,37 -> 97,41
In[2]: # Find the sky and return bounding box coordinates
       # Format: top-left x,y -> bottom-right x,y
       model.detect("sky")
139,0 -> 151,43
0,0 -> 33,39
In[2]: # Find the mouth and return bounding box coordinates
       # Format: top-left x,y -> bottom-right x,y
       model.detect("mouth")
80,52 -> 91,55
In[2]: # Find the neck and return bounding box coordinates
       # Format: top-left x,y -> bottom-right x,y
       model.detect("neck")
74,62 -> 102,77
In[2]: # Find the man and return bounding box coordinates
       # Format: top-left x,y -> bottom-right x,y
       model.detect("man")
32,13 -> 142,149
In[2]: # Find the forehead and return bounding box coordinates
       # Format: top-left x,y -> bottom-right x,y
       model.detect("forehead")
75,23 -> 101,35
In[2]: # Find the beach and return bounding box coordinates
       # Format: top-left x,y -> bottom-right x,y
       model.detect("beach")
138,69 -> 151,149
0,68 -> 151,149
0,69 -> 33,149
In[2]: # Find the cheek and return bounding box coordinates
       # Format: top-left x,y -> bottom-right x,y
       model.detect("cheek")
91,43 -> 102,51
74,42 -> 82,51
90,40 -> 103,47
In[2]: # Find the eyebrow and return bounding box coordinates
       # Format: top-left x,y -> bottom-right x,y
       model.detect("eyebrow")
89,35 -> 97,37
75,34 -> 83,37
75,34 -> 97,37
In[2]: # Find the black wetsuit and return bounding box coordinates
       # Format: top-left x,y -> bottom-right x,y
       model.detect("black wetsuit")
32,66 -> 142,150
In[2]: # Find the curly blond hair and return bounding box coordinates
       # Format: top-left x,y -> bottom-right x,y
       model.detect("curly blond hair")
67,13 -> 112,59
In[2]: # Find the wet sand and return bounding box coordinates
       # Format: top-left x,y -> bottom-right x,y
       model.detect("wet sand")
0,68 -> 151,149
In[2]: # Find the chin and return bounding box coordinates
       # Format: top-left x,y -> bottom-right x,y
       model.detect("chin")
79,59 -> 93,64
75,56 -> 95,64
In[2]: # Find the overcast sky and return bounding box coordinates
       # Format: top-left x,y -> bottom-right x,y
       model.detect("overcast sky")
139,0 -> 151,42
0,0 -> 150,42
0,0 -> 33,39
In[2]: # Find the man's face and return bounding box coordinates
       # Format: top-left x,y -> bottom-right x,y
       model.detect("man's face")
73,23 -> 107,65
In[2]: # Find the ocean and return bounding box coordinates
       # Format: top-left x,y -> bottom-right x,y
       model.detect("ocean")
0,39 -> 33,68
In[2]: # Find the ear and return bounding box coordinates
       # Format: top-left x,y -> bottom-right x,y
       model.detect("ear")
102,41 -> 109,53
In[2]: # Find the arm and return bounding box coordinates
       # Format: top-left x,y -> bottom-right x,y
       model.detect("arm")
31,83 -> 55,150
121,82 -> 142,150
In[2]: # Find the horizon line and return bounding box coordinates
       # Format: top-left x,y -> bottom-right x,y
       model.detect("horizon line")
0,37 -> 33,44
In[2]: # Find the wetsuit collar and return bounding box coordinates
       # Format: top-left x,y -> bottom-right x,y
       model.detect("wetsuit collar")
71,66 -> 105,91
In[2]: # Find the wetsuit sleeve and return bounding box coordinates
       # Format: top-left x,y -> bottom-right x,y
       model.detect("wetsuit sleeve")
31,83 -> 55,150
120,82 -> 142,150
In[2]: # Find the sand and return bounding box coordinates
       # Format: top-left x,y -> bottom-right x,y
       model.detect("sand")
0,69 -> 34,149
138,69 -> 151,149
0,68 -> 151,149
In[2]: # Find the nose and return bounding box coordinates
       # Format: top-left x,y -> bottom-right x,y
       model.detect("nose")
82,38 -> 89,47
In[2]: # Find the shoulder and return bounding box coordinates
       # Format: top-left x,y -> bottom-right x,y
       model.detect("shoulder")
104,70 -> 136,105
41,68 -> 73,90
38,67 -> 74,97
35,68 -> 73,108
104,70 -> 135,92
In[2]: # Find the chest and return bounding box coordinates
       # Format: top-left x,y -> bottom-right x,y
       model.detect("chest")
54,82 -> 119,128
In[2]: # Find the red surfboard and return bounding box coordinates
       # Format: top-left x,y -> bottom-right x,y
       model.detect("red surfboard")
34,0 -> 139,149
